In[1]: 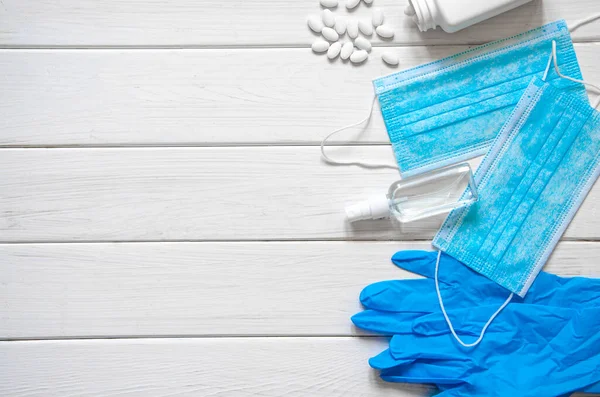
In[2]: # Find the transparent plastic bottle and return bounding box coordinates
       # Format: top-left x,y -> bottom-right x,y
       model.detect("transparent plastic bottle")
345,163 -> 477,223
404,0 -> 534,33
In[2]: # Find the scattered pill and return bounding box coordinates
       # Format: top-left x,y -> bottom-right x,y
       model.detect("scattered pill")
354,36 -> 372,52
340,41 -> 354,60
308,0 -> 393,67
307,15 -> 325,33
323,9 -> 336,27
404,4 -> 416,16
327,41 -> 342,59
335,17 -> 347,35
312,39 -> 331,53
320,0 -> 339,7
322,27 -> 340,41
346,0 -> 360,9
350,49 -> 368,63
372,8 -> 384,26
358,20 -> 373,35
382,51 -> 400,66
376,25 -> 394,38
347,19 -> 359,38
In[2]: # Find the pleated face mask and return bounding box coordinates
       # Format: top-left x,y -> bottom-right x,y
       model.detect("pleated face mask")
373,20 -> 586,177
434,74 -> 600,298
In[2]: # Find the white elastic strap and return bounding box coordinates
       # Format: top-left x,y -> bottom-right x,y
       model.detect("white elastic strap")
320,96 -> 400,170
434,250 -> 514,348
541,51 -> 553,82
550,40 -> 600,109
568,13 -> 600,32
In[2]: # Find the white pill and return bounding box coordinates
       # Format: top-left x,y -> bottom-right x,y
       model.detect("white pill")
382,51 -> 399,66
358,20 -> 373,36
363,0 -> 374,4
335,17 -> 347,35
376,25 -> 394,38
312,39 -> 331,53
322,27 -> 340,41
404,4 -> 416,16
340,42 -> 354,60
346,0 -> 360,9
372,8 -> 384,26
320,0 -> 338,8
354,36 -> 372,52
307,15 -> 324,33
327,41 -> 342,59
350,50 -> 368,63
347,19 -> 359,38
322,9 -> 336,27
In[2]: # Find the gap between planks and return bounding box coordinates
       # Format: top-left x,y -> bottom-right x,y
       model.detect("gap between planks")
2,335 -> 385,342
0,237 -> 599,244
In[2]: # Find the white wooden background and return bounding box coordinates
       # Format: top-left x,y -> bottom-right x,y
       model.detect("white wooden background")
1,1 -> 600,396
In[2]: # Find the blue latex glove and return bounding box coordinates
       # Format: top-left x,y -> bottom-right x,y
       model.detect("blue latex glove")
352,251 -> 600,335
351,250 -> 600,396
369,305 -> 600,397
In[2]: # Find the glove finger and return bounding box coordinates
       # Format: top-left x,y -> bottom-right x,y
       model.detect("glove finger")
580,381 -> 600,393
368,348 -> 412,370
388,334 -> 468,362
359,279 -> 442,313
528,274 -> 600,308
360,279 -> 518,317
412,309 -> 496,338
392,251 -> 477,285
433,388 -> 469,397
380,373 -> 463,387
412,304 -> 574,337
379,360 -> 469,386
351,310 -> 424,335
391,250 -> 438,278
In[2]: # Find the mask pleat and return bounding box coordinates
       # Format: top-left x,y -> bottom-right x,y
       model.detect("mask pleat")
498,110 -> 600,286
375,21 -> 586,176
434,79 -> 600,296
441,91 -> 571,264
483,102 -> 580,267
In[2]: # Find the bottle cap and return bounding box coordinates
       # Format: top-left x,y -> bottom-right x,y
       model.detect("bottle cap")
345,194 -> 390,222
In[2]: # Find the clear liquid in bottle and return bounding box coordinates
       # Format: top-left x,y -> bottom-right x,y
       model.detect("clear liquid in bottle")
389,163 -> 477,222
345,163 -> 478,223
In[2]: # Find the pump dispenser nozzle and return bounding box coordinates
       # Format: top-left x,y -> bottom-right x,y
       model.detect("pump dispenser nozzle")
344,163 -> 478,224
345,195 -> 391,222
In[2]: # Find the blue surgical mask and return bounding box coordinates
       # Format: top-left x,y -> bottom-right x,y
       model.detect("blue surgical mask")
434,75 -> 600,297
373,20 -> 587,177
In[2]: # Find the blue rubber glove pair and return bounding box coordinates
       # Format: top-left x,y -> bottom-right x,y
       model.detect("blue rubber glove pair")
351,251 -> 600,397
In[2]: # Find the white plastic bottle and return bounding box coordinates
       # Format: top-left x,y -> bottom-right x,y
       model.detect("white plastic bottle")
404,0 -> 534,33
345,163 -> 477,223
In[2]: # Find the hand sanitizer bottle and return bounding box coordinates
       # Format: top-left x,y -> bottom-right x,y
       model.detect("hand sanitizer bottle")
404,0 -> 534,33
346,163 -> 477,223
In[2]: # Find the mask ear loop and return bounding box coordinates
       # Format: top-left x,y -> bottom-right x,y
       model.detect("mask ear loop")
437,30 -> 600,348
434,250 -> 514,348
320,95 -> 400,170
568,13 -> 600,33
547,40 -> 600,109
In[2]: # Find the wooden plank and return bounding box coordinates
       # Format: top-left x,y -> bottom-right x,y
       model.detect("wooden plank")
1,241 -> 598,339
0,338 -> 432,397
0,338 -> 596,397
2,147 -> 600,242
0,0 -> 598,47
1,44 -> 599,146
